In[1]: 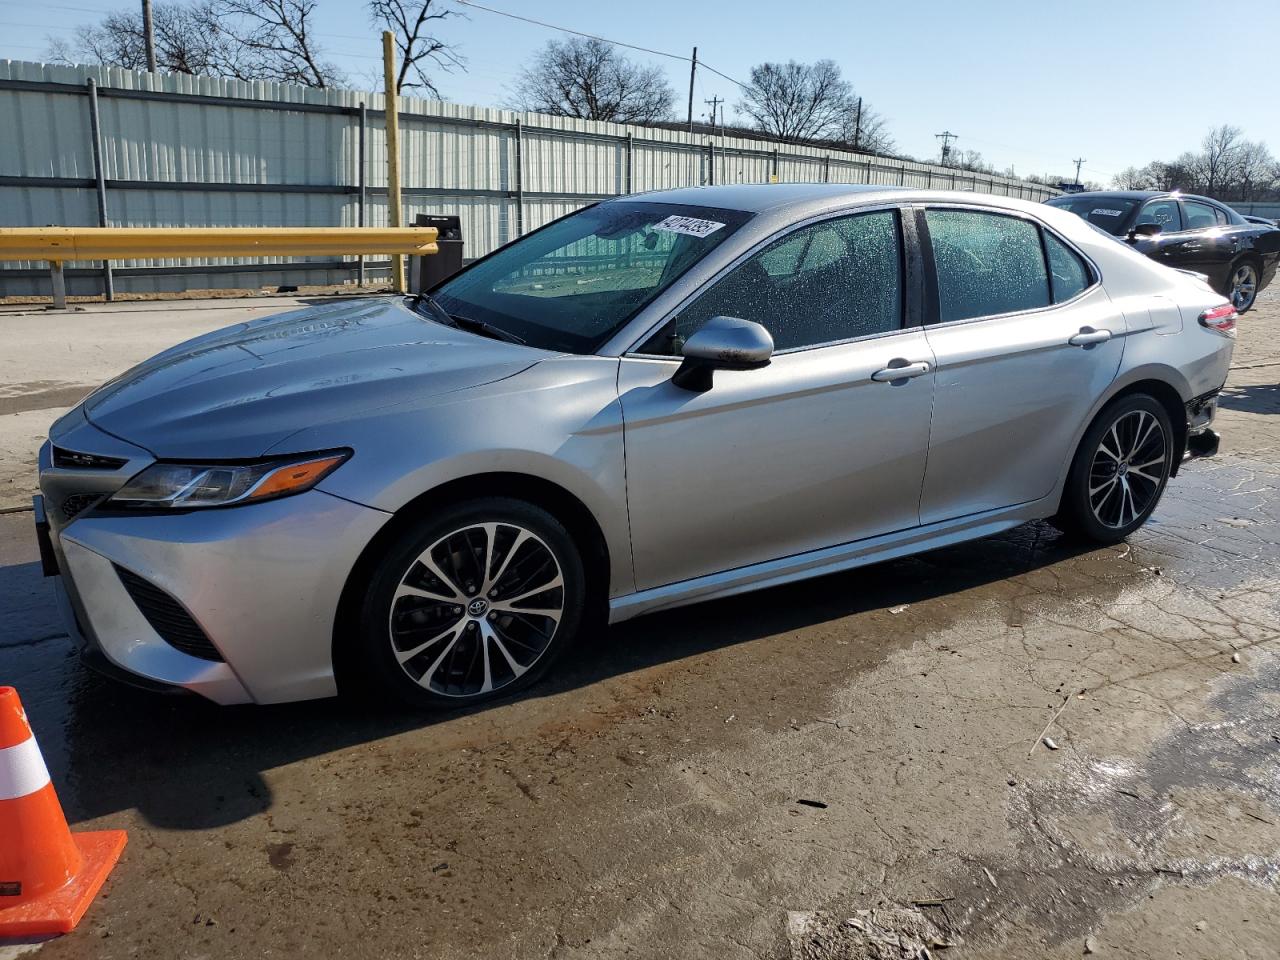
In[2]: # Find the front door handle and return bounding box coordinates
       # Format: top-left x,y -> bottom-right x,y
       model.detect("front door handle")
871,360 -> 931,382
1068,328 -> 1112,346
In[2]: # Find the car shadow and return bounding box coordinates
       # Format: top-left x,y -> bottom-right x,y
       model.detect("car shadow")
1219,382 -> 1280,415
9,521 -> 1108,832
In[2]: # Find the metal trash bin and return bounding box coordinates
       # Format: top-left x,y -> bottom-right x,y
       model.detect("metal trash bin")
413,214 -> 464,292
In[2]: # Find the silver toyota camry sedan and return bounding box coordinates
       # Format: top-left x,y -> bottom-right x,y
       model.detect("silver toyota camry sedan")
35,185 -> 1235,708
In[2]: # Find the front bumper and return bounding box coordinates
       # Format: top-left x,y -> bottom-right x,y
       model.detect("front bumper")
48,488 -> 390,705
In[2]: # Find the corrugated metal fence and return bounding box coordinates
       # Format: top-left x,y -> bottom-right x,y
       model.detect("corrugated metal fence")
0,59 -> 1060,297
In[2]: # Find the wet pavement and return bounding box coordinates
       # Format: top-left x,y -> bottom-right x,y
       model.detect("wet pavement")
1,294 -> 1278,959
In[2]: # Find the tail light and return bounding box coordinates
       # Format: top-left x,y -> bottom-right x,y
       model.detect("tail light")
1198,303 -> 1237,338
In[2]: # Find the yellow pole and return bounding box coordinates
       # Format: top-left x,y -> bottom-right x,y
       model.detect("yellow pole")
382,30 -> 405,293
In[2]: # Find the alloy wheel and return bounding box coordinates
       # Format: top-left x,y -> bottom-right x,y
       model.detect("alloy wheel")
1088,410 -> 1169,530
388,522 -> 565,697
1230,263 -> 1257,311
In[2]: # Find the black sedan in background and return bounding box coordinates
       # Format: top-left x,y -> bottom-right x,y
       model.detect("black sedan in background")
1046,190 -> 1280,312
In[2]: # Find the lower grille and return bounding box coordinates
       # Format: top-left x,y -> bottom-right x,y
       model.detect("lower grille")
114,566 -> 224,662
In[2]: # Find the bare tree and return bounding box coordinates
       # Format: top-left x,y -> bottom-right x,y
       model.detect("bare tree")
836,101 -> 894,155
512,37 -> 674,123
1111,166 -> 1149,190
737,60 -> 853,142
1234,139 -> 1277,201
214,0 -> 343,88
368,0 -> 464,96
46,1 -> 238,76
1190,124 -> 1244,195
949,148 -> 992,173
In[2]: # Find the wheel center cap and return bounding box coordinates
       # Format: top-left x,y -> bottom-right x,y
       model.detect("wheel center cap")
1117,462 -> 1129,477
467,598 -> 490,617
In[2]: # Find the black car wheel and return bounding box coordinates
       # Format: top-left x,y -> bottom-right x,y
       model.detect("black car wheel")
356,498 -> 587,709
1226,258 -> 1260,313
1054,394 -> 1174,545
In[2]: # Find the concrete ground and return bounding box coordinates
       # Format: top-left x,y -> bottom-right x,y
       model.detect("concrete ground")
1,291 -> 1278,959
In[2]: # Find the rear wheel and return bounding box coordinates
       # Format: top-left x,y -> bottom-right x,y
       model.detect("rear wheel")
1054,394 -> 1174,544
357,498 -> 586,709
1225,258 -> 1260,313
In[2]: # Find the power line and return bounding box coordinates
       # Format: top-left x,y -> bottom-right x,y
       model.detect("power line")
453,0 -> 748,90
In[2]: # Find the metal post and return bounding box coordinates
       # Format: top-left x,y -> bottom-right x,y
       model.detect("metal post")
382,31 -> 405,292
706,142 -> 715,186
898,163 -> 906,186
142,0 -> 157,72
514,119 -> 525,238
86,79 -> 114,301
357,101 -> 366,286
626,132 -> 634,194
48,261 -> 66,310
823,154 -> 831,183
771,148 -> 779,182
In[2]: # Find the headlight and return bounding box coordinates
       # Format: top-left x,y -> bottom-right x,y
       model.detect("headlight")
108,451 -> 350,509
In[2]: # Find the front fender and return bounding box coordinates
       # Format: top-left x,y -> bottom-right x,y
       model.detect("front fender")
275,356 -> 634,598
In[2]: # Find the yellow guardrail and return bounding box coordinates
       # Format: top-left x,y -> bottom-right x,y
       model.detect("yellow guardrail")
0,226 -> 438,262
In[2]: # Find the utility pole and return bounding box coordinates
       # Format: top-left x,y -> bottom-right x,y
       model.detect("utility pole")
382,30 -> 405,292
704,96 -> 722,186
687,47 -> 697,134
704,96 -> 722,134
852,96 -> 862,151
1072,157 -> 1086,188
935,130 -> 958,166
142,0 -> 157,72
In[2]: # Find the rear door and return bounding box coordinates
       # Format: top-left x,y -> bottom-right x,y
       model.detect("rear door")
1154,199 -> 1236,285
917,206 -> 1126,525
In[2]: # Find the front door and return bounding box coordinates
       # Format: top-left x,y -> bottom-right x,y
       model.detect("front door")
619,208 -> 937,591
916,207 -> 1126,524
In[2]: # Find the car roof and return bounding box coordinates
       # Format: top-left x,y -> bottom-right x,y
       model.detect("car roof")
1049,190 -> 1168,201
615,182 -> 1049,217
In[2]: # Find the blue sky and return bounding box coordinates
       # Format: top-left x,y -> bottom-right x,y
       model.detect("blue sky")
6,0 -> 1278,184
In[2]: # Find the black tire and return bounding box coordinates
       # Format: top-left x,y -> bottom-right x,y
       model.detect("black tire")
1223,256 -> 1261,313
1053,394 -> 1175,545
355,497 -> 587,709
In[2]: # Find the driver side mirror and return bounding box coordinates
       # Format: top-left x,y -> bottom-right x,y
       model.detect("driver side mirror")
672,315 -> 774,393
1127,222 -> 1162,242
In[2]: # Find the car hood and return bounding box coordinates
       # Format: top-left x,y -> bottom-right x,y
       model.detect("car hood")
81,297 -> 545,459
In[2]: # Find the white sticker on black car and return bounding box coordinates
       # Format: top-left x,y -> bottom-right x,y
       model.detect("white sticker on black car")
653,215 -> 726,238
1091,208 -> 1124,217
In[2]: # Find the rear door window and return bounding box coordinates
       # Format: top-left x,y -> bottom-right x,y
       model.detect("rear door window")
1182,200 -> 1221,230
924,210 -> 1051,323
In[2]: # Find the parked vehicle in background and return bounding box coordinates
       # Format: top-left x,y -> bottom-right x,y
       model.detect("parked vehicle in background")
1045,190 -> 1280,312
37,185 -> 1235,709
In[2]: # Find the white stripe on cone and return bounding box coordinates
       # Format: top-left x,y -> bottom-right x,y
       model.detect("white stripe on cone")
0,736 -> 51,801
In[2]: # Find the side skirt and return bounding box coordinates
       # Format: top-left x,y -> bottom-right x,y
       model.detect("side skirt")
607,496 -> 1055,624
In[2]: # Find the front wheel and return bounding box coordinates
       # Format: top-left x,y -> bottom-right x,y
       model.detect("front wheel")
1054,394 -> 1174,544
356,498 -> 587,709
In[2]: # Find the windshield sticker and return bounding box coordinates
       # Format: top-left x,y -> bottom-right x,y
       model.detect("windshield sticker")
1091,208 -> 1124,217
653,215 -> 726,238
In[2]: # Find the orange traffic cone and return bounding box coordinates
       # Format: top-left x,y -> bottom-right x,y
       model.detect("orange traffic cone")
0,686 -> 126,937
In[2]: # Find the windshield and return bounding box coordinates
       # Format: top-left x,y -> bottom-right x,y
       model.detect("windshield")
1045,196 -> 1141,236
431,201 -> 752,353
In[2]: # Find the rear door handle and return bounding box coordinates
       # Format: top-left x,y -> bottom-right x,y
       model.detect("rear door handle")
871,361 -> 931,382
1068,328 -> 1112,346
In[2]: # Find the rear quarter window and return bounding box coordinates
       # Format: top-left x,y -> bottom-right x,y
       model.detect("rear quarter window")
1044,232 -> 1092,302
